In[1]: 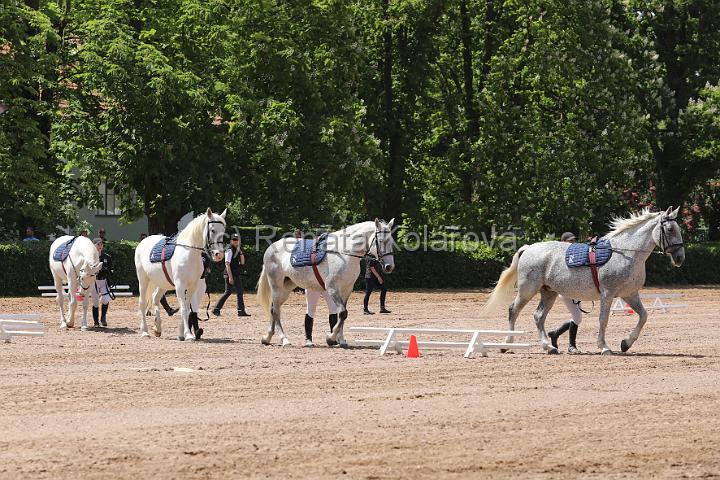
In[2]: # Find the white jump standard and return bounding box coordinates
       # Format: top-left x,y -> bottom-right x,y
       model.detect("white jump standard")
0,314 -> 46,343
350,326 -> 530,358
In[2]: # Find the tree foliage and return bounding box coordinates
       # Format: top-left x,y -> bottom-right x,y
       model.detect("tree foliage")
1,0 -> 719,239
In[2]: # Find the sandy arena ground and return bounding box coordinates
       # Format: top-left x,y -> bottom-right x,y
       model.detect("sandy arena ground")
1,287 -> 719,479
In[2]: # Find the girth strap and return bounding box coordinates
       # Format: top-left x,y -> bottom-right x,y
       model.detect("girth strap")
310,237 -> 326,290
161,246 -> 174,287
588,236 -> 600,293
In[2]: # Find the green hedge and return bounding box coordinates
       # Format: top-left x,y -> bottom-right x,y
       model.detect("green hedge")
1,241 -> 718,296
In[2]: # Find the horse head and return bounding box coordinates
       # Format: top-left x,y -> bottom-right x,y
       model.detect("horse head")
653,206 -> 685,267
205,207 -> 227,263
374,217 -> 396,274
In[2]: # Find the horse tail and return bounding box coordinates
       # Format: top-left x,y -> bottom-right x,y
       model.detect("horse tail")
256,266 -> 272,320
482,245 -> 528,314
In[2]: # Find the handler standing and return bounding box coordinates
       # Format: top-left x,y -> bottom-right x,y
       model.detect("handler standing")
363,256 -> 391,315
548,232 -> 583,353
91,238 -> 114,328
212,233 -> 250,317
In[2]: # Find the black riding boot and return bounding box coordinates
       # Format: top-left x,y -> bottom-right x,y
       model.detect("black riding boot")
100,303 -> 108,327
189,312 -> 203,340
304,314 -> 314,347
568,322 -> 579,353
160,295 -> 178,316
548,321 -> 572,349
328,313 -> 338,333
92,306 -> 99,327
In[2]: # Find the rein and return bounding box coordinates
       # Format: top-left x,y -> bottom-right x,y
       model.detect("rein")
327,230 -> 393,262
611,216 -> 684,256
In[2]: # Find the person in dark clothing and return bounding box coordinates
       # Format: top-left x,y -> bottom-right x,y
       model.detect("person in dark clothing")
212,233 -> 250,317
91,238 -> 114,327
363,256 -> 391,315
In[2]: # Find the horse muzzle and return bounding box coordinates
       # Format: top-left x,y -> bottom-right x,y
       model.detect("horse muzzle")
671,251 -> 685,267
382,263 -> 395,274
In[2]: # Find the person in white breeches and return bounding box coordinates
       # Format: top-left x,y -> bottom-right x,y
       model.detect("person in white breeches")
548,232 -> 583,353
91,238 -> 113,328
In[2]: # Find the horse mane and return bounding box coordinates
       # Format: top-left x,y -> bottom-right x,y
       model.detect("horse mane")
605,208 -> 660,238
177,213 -> 209,245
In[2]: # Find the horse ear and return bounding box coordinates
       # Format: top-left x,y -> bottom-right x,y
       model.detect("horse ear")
206,207 -> 213,217
670,206 -> 680,219
665,206 -> 673,216
220,208 -> 227,219
388,218 -> 395,229
374,217 -> 380,230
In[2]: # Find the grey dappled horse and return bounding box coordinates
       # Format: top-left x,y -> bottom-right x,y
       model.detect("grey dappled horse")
483,207 -> 685,355
257,219 -> 395,346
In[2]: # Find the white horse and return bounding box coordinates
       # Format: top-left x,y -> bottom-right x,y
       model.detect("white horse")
483,207 -> 685,355
48,235 -> 103,330
134,208 -> 226,340
257,219 -> 395,346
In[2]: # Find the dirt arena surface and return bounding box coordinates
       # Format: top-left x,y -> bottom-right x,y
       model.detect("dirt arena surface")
1,287 -> 719,479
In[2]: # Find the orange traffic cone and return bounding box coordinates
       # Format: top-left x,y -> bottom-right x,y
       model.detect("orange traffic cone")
406,335 -> 420,358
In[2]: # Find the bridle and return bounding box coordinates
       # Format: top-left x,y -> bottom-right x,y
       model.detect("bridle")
659,216 -> 684,255
330,229 -> 394,264
171,218 -> 226,256
68,254 -> 95,292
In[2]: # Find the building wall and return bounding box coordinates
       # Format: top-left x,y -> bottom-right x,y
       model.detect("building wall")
77,207 -> 148,241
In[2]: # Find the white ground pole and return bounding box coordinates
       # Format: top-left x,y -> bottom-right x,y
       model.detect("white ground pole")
0,314 -> 46,343
38,285 -> 134,297
611,293 -> 688,315
349,326 -> 531,358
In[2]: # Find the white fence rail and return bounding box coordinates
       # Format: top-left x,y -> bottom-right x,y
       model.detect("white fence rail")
611,293 -> 688,315
349,326 -> 531,358
38,285 -> 134,298
0,314 -> 46,343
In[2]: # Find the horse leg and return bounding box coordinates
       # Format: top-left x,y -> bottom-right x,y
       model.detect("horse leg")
137,273 -> 151,337
534,288 -> 559,354
620,293 -> 648,353
270,287 -> 292,346
54,275 -> 68,329
175,282 -> 194,341
67,279 -> 78,328
80,289 -> 89,331
151,287 -> 164,337
326,287 -> 347,347
500,292 -> 534,352
596,295 -> 614,355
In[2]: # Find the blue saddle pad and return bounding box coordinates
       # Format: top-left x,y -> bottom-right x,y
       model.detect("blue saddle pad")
565,238 -> 613,268
149,235 -> 177,263
52,237 -> 77,262
290,234 -> 328,268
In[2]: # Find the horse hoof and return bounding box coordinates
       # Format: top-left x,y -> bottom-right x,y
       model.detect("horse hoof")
81,326 -> 88,331
60,323 -> 68,330
499,348 -> 507,354
141,331 -> 151,338
326,336 -> 338,347
281,338 -> 291,346
547,347 -> 559,355
261,337 -> 271,345
620,340 -> 630,352
153,330 -> 161,337
601,348 -> 614,355
178,336 -> 185,341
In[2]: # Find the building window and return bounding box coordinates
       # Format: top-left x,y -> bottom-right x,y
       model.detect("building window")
96,183 -> 122,216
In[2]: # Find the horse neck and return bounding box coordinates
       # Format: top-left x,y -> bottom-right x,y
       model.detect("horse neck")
75,239 -> 98,266
178,216 -> 207,249
612,217 -> 658,261
332,222 -> 374,257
